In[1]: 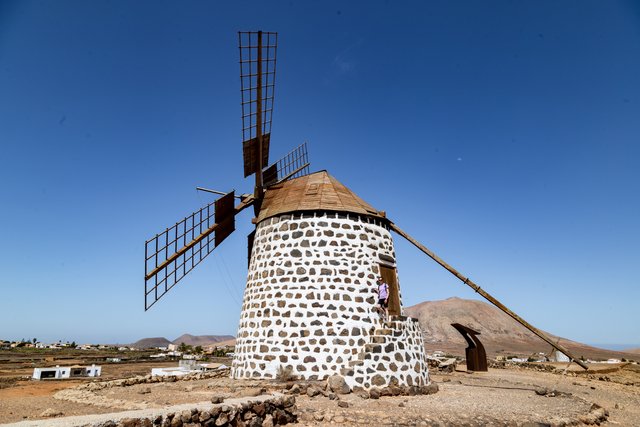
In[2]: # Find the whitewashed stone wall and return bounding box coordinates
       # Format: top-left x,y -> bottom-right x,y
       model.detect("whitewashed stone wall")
231,211 -> 429,388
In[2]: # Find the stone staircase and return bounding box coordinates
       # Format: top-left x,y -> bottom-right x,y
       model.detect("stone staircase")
341,315 -> 430,390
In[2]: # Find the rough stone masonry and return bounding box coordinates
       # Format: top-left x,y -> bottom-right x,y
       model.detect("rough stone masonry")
232,211 -> 430,390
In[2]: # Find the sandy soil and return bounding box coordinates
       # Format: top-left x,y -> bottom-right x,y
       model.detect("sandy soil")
0,362 -> 638,426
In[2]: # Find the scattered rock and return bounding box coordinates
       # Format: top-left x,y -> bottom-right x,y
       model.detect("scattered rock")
421,383 -> 439,395
263,414 -> 274,427
289,384 -> 301,394
138,387 -> 151,395
327,374 -> 351,394
338,401 -> 349,408
307,386 -> 321,397
369,388 -> 380,399
535,387 -> 549,396
40,408 -> 64,418
245,387 -> 266,397
211,395 -> 224,404
578,403 -> 609,425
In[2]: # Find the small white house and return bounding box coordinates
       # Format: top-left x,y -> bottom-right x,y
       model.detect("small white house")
32,364 -> 101,380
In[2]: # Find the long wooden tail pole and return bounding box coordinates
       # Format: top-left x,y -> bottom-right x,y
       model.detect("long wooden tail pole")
389,221 -> 589,370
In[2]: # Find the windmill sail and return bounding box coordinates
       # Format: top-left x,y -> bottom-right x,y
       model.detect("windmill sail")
144,191 -> 252,310
263,142 -> 311,186
239,31 -> 278,181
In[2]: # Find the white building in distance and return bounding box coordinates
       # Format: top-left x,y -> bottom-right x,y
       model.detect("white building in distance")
32,365 -> 101,380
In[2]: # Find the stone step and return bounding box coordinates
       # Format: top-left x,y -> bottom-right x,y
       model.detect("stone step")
374,329 -> 393,336
371,336 -> 387,344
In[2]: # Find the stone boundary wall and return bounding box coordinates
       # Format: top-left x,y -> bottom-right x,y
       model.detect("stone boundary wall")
78,369 -> 230,392
107,396 -> 296,427
6,395 -> 296,427
233,212 -> 402,381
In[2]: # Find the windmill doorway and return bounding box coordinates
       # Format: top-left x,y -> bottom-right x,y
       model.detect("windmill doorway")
379,265 -> 401,316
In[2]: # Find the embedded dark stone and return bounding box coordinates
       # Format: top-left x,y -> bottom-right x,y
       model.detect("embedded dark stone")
372,374 -> 386,386
290,249 -> 302,257
379,253 -> 395,263
292,231 -> 303,239
320,268 -> 332,275
318,240 -> 327,247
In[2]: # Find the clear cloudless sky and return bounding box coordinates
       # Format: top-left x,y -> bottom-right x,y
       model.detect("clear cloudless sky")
1,0 -> 639,348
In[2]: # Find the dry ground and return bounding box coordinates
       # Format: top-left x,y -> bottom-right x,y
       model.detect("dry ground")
0,362 -> 639,426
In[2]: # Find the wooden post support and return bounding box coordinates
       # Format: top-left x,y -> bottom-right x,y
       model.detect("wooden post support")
389,221 -> 589,370
255,30 -> 264,201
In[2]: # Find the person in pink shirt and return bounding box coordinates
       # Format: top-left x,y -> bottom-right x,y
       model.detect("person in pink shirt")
376,276 -> 389,321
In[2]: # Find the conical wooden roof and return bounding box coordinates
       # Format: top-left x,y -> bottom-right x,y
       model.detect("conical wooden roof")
256,171 -> 385,223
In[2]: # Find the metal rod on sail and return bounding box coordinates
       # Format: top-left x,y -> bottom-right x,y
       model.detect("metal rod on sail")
389,221 -> 589,371
196,187 -> 244,199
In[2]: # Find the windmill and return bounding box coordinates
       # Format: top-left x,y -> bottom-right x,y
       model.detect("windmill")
144,30 -> 587,390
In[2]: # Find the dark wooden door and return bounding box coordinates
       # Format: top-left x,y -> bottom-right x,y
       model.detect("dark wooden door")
379,265 -> 401,316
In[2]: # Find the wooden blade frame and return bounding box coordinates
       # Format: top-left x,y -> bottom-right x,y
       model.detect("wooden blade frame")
239,31 -> 277,197
144,192 -> 253,311
263,142 -> 311,187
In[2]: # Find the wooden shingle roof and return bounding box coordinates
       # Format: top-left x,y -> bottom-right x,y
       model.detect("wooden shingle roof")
256,171 -> 385,223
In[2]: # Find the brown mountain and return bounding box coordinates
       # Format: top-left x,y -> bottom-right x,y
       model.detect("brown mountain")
131,337 -> 172,349
171,334 -> 235,347
405,297 -> 638,361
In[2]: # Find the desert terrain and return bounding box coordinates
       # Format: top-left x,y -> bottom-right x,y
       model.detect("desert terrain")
0,358 -> 639,426
2,297 -> 638,426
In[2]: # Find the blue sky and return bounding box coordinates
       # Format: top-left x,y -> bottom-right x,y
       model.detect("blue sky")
1,1 -> 638,347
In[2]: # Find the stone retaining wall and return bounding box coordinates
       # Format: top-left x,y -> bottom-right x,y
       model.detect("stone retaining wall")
105,396 -> 297,427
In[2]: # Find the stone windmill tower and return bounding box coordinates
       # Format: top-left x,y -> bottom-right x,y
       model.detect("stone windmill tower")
143,31 -> 589,388
231,171 -> 430,389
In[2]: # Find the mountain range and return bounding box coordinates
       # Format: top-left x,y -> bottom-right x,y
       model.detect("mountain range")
131,334 -> 234,349
131,298 -> 637,361
405,297 -> 638,360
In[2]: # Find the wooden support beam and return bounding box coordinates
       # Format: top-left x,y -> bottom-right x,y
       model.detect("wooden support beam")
389,221 -> 589,370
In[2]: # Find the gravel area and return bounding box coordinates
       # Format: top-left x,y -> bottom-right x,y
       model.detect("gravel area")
0,364 -> 638,426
